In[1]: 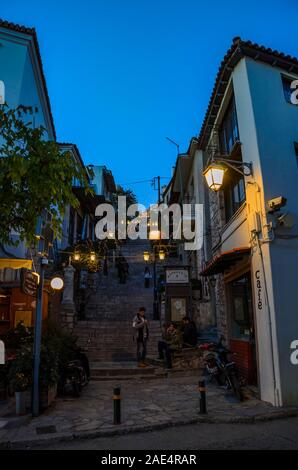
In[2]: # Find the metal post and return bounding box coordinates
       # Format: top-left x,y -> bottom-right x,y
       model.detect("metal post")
113,386 -> 121,424
199,379 -> 207,414
32,257 -> 47,417
157,176 -> 161,204
153,249 -> 158,320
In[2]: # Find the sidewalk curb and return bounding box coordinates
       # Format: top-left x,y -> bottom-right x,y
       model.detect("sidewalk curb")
1,408 -> 298,449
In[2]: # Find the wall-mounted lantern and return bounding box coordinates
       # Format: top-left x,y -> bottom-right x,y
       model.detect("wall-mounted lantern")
203,158 -> 253,192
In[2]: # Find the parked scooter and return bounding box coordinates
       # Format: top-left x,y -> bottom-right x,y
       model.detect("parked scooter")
58,349 -> 90,397
199,339 -> 243,401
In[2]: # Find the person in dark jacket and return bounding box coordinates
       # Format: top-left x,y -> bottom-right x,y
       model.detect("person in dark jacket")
132,307 -> 149,367
158,323 -> 182,369
182,316 -> 198,347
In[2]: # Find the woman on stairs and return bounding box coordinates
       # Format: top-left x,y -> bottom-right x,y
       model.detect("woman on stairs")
132,307 -> 149,367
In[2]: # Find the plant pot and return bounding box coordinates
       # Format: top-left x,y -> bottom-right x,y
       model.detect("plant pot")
15,391 -> 27,415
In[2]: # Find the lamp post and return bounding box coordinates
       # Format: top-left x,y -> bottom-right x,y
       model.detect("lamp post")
144,246 -> 166,321
32,255 -> 48,417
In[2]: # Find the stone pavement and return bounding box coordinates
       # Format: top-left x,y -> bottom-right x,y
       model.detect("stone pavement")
0,374 -> 298,448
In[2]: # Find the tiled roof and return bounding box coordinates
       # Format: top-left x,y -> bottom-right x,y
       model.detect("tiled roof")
198,37 -> 298,148
0,19 -> 56,140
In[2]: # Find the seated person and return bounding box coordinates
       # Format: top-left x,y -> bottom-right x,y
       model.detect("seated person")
181,316 -> 198,347
158,323 -> 182,369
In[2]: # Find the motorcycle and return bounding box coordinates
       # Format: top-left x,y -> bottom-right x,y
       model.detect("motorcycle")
58,349 -> 90,397
199,339 -> 243,401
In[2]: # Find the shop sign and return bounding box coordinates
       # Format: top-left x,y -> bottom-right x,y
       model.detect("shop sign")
21,269 -> 39,297
255,270 -> 263,310
166,269 -> 189,284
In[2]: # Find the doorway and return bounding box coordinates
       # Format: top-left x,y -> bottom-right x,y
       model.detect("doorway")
228,272 -> 258,385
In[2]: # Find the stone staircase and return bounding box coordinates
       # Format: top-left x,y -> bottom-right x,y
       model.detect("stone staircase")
73,239 -> 163,368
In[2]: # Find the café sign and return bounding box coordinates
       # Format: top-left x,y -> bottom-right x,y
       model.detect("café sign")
21,269 -> 39,297
166,268 -> 189,284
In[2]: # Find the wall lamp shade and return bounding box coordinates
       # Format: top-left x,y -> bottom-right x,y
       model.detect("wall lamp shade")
90,252 -> 96,262
50,276 -> 64,290
73,252 -> 80,261
203,163 -> 226,191
143,251 -> 150,261
159,250 -> 166,260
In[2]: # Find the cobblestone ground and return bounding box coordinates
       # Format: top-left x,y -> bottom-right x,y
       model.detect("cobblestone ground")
0,375 -> 297,446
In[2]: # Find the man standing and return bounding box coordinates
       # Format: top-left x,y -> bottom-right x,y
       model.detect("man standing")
133,307 -> 149,367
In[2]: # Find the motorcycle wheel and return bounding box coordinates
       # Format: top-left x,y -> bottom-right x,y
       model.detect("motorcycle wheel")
80,367 -> 88,387
72,370 -> 82,397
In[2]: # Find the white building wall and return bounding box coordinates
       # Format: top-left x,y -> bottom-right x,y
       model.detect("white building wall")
244,58 -> 298,406
230,57 -> 298,405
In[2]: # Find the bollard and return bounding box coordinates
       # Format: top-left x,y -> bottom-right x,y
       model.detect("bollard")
113,385 -> 121,424
198,379 -> 207,414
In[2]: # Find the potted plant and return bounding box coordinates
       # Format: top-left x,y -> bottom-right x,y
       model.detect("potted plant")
8,345 -> 32,415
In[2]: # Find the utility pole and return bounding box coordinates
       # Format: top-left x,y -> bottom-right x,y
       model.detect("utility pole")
152,176 -> 161,204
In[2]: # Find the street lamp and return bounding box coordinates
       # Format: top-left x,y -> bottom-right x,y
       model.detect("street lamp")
143,251 -> 150,262
50,276 -> 64,290
158,250 -> 166,261
203,163 -> 226,191
203,158 -> 253,191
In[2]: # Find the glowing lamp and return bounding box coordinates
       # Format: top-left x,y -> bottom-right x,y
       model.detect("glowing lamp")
90,252 -> 96,262
50,276 -> 64,290
73,252 -> 80,261
203,163 -> 225,191
149,230 -> 161,240
143,251 -> 150,262
159,250 -> 165,261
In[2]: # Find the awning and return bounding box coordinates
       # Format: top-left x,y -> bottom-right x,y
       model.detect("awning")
0,258 -> 33,270
200,247 -> 250,276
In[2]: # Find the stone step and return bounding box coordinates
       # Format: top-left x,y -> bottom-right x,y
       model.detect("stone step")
90,362 -> 155,376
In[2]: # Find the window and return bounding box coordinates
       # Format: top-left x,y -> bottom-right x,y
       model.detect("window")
230,274 -> 253,340
282,75 -> 295,104
224,173 -> 246,222
219,97 -> 240,155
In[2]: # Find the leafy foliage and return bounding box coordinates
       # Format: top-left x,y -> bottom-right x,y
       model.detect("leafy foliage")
112,185 -> 137,207
3,320 -> 81,391
0,105 -> 91,246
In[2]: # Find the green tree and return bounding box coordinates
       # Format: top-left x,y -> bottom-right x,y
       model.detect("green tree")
0,105 -> 92,246
112,185 -> 137,207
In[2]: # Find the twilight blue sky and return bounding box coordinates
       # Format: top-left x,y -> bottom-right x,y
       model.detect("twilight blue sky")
2,0 -> 298,206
